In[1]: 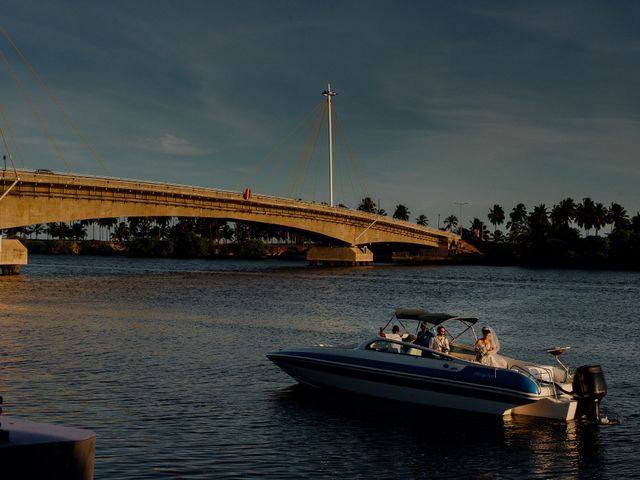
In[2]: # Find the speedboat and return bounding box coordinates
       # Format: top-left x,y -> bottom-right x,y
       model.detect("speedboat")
267,308 -> 607,421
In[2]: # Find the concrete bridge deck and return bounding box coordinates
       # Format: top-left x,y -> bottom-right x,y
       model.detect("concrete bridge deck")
0,170 -> 461,252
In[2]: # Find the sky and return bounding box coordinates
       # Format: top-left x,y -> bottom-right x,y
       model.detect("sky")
1,0 -> 639,227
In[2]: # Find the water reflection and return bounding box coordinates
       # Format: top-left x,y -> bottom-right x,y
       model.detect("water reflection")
270,386 -> 610,479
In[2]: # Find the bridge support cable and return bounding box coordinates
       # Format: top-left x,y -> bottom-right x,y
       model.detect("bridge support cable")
0,178 -> 19,202
287,101 -> 326,201
240,101 -> 323,197
0,38 -> 71,172
353,218 -> 379,245
333,106 -> 370,205
0,115 -> 20,178
0,104 -> 26,170
1,28 -> 111,176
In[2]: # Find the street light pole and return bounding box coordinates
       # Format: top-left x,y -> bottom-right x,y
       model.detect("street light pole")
454,202 -> 469,237
322,84 -> 337,207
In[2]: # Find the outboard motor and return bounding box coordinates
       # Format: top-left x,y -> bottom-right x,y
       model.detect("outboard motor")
572,365 -> 607,421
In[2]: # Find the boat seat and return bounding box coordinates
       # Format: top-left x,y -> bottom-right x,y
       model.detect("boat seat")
388,343 -> 402,353
524,365 -> 554,383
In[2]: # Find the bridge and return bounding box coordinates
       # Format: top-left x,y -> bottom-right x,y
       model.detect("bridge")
0,169 -> 465,269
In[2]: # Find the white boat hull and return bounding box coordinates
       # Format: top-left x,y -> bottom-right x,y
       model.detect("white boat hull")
506,397 -> 577,421
279,359 -> 525,416
268,343 -> 576,420
268,309 -> 605,422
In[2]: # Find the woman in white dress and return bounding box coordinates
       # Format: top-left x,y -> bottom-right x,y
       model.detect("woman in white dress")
475,326 -> 508,368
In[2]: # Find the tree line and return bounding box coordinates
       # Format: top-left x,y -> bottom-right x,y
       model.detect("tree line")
457,199 -> 639,269
4,196 -> 639,268
7,217 -> 316,259
357,196 -> 640,269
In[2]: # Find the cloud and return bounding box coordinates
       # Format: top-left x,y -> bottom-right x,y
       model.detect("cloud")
142,133 -> 208,156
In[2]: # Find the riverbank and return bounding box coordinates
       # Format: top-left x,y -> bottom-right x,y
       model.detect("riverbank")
466,236 -> 640,271
19,238 -> 309,260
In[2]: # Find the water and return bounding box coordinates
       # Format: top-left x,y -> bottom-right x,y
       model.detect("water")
1,255 -> 638,479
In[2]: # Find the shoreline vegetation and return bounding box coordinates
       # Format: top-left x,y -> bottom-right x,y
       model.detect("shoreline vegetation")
3,197 -> 640,271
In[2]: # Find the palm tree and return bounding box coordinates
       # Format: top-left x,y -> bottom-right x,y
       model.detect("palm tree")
592,203 -> 608,236
608,203 -> 630,232
470,218 -> 489,240
443,215 -> 458,232
550,198 -> 576,231
357,197 -> 377,213
111,222 -> 130,242
415,214 -> 429,226
45,222 -> 56,240
28,223 -> 45,240
487,204 -> 505,238
97,218 -> 119,241
151,217 -> 172,240
54,222 -> 69,240
70,221 -> 88,241
631,213 -> 640,234
128,217 -> 152,238
575,198 -> 596,235
492,230 -> 505,243
507,203 -> 528,242
79,219 -> 94,240
528,204 -> 550,239
392,204 -> 410,221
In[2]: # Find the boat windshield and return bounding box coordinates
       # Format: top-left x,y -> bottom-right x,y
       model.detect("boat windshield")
365,339 -> 452,361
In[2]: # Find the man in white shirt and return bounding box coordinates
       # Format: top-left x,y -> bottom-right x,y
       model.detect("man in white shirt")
385,325 -> 404,341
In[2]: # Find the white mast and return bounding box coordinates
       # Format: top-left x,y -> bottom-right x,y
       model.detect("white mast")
322,84 -> 337,207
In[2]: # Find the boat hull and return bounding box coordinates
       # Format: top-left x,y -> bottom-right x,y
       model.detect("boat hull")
268,347 -> 559,417
506,397 -> 577,421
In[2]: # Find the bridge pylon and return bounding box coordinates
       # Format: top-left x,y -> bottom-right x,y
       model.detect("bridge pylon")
306,245 -> 373,266
0,238 -> 27,275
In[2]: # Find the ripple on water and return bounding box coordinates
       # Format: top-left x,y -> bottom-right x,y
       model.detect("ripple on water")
1,257 -> 638,479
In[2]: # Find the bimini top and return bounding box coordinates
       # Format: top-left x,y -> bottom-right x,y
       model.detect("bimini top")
394,308 -> 479,326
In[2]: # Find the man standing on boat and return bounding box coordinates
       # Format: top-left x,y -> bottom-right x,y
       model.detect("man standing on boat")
384,325 -> 404,341
414,322 -> 434,347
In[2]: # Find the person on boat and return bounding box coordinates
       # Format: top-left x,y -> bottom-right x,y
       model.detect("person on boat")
475,326 -> 508,368
385,325 -> 404,342
429,326 -> 450,353
414,322 -> 434,347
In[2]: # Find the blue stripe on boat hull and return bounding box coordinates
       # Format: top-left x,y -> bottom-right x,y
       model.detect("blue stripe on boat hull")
268,353 -> 539,409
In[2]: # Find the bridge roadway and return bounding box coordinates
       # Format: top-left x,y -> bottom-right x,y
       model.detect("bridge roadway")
0,170 -> 460,251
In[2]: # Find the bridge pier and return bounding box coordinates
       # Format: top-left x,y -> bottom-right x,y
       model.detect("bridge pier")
306,246 -> 373,266
0,239 -> 28,275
